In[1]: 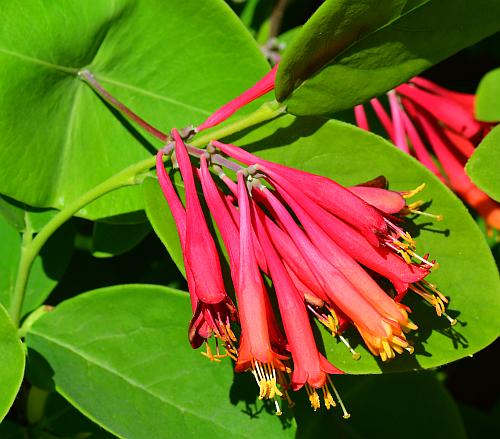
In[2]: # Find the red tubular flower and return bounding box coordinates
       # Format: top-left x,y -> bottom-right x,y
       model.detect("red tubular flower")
233,172 -> 287,402
259,184 -> 416,360
396,83 -> 482,139
409,107 -> 500,229
212,140 -> 388,246
198,155 -> 240,283
156,148 -> 211,347
196,65 -> 279,132
170,129 -> 237,351
254,208 -> 348,414
348,185 -> 406,214
355,77 -> 500,230
156,125 -> 455,412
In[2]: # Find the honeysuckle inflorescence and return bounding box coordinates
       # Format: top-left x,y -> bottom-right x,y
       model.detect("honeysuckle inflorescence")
355,77 -> 500,231
155,129 -> 455,416
80,64 -> 456,417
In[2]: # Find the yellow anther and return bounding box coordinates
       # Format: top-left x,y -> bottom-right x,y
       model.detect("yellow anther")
443,312 -> 457,326
306,385 -> 321,411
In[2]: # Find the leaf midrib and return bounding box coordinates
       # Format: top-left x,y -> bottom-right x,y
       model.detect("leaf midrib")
0,46 -> 210,115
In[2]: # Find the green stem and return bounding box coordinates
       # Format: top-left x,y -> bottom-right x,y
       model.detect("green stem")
8,102 -> 284,328
8,156 -> 154,326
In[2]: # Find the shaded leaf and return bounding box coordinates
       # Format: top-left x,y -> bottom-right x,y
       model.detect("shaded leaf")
276,0 -> 500,115
295,372 -> 466,439
91,221 -> 151,258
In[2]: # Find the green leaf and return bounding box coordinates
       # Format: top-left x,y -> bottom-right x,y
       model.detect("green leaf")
0,0 -> 269,221
294,372 -> 466,438
0,420 -> 26,439
0,215 -> 74,317
0,196 -> 58,233
26,285 -> 467,438
232,115 -> 500,372
91,221 -> 151,258
276,0 -> 500,115
466,125 -> 500,202
33,392 -> 115,439
26,285 -> 295,439
475,68 -> 500,122
0,303 -> 26,422
147,114 -> 500,373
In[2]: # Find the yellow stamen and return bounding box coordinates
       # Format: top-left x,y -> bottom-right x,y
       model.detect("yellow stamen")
327,376 -> 351,419
306,384 -> 321,411
402,183 -> 426,199
274,399 -> 283,416
443,312 -> 457,326
408,208 -> 444,221
201,341 -> 222,362
251,360 -> 283,401
338,335 -> 361,360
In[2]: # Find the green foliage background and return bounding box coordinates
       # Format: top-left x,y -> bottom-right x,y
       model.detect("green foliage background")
0,1 -> 499,438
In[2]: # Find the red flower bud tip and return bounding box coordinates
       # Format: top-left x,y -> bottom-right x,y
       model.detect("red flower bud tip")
349,185 -> 406,214
388,90 -> 410,153
197,64 -> 278,132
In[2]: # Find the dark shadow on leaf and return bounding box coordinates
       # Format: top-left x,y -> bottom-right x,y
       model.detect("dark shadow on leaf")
402,201 -> 450,239
89,92 -> 159,155
38,221 -> 75,284
226,116 -> 328,153
229,367 -> 294,429
25,348 -> 56,391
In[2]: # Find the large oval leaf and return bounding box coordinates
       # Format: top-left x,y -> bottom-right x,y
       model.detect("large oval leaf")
0,0 -> 269,220
0,303 -> 26,422
276,0 -> 500,115
146,115 -> 500,373
26,285 -> 467,438
466,125 -> 500,202
475,68 -> 500,122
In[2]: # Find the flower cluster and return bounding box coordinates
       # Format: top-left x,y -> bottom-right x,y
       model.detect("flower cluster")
354,77 -> 500,230
156,127 -> 453,415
